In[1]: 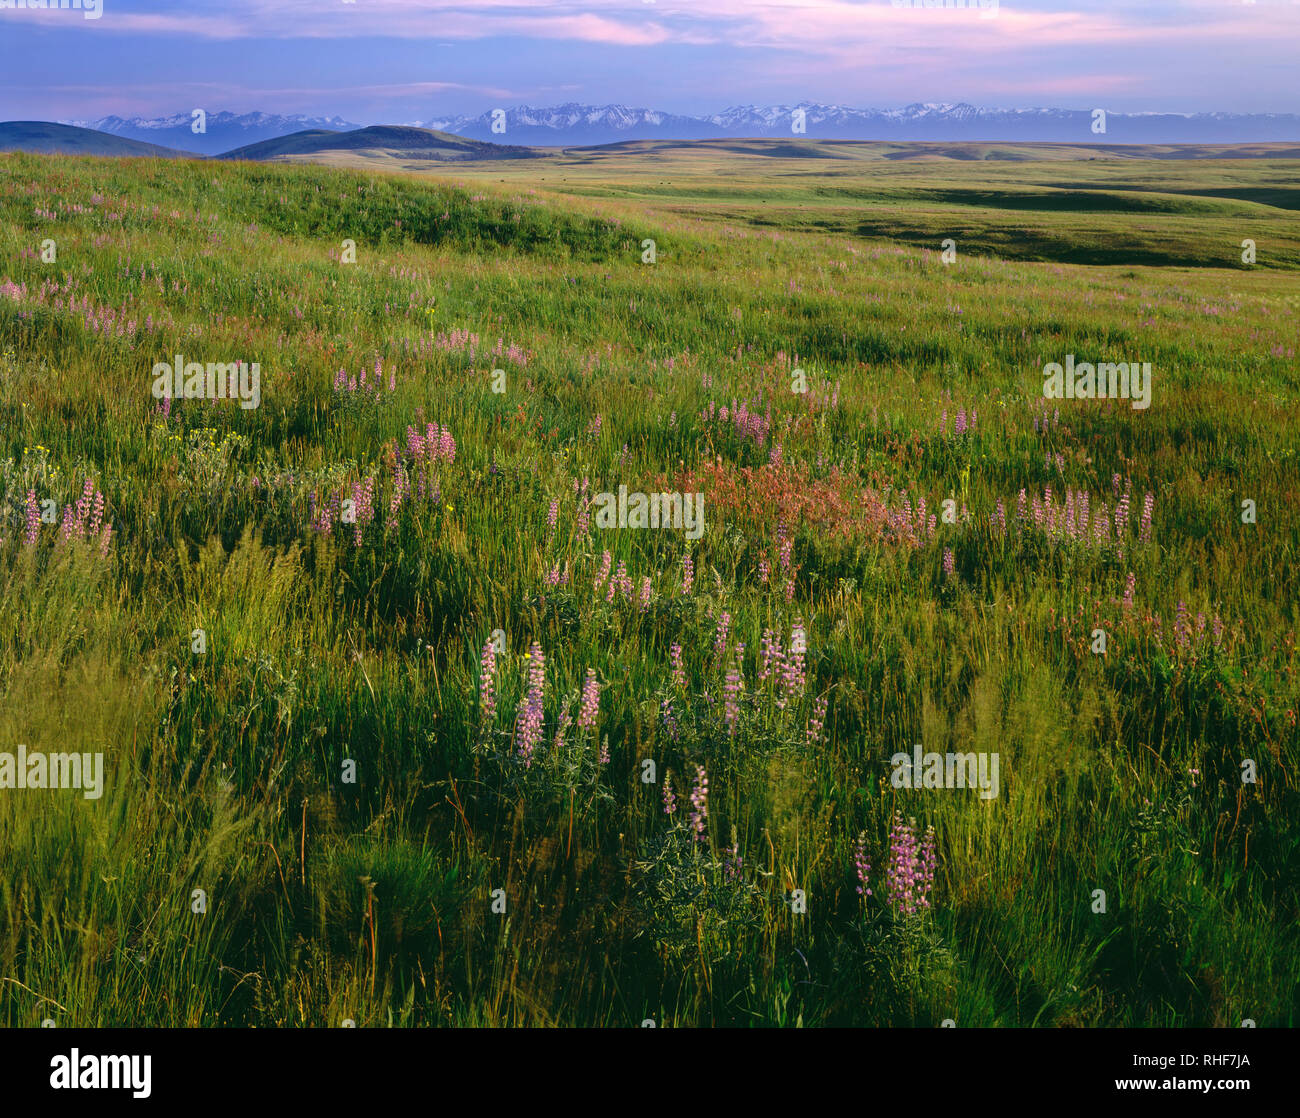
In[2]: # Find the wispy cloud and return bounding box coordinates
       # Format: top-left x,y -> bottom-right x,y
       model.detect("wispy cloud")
79,0 -> 1300,53
3,0 -> 1295,120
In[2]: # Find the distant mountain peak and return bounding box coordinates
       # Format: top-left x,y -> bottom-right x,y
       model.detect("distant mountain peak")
55,111 -> 362,155
51,102 -> 1300,154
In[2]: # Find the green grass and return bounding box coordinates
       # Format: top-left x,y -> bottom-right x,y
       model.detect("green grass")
0,147 -> 1297,1027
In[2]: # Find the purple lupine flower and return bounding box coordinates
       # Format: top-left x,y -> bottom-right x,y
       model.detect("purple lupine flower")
514,642 -> 545,766
578,668 -> 601,732
612,560 -> 630,602
942,548 -> 955,580
660,697 -> 680,743
637,576 -> 652,611
724,661 -> 742,736
594,549 -> 611,594
807,694 -> 828,744
779,619 -> 807,707
886,814 -> 937,917
575,480 -> 591,539
355,475 -> 376,546
669,641 -> 686,689
1094,507 -> 1110,545
387,461 -> 409,529
309,493 -> 332,536
681,551 -> 694,595
917,825 -> 937,910
689,765 -> 709,844
777,522 -> 793,571
854,832 -> 872,897
662,773 -> 677,815
723,841 -> 743,880
1123,571 -> 1136,610
546,498 -> 559,537
714,611 -> 731,656
1139,493 -> 1154,543
74,477 -> 92,535
479,639 -> 498,727
886,814 -> 918,916
758,628 -> 782,683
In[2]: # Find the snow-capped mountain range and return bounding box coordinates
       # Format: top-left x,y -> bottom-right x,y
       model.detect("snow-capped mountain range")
60,103 -> 1300,153
61,112 -> 362,156
426,102 -> 1300,145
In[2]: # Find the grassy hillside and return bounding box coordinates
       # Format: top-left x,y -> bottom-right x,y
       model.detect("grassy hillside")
431,143 -> 1300,271
218,125 -> 544,164
0,149 -> 1297,1027
0,122 -> 187,159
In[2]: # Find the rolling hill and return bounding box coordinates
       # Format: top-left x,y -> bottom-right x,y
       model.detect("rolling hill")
64,111 -> 361,156
216,125 -> 544,164
0,121 -> 187,158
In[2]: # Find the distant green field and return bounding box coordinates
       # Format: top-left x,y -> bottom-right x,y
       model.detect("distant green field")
270,139 -> 1300,270
0,148 -> 1296,1027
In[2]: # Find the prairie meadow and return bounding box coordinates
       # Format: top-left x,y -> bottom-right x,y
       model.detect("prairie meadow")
0,146 -> 1297,1027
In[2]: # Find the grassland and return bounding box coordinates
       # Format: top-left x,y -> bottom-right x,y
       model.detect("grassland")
0,144 -> 1297,1027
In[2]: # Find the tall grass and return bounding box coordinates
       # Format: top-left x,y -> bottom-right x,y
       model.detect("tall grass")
0,150 -> 1296,1026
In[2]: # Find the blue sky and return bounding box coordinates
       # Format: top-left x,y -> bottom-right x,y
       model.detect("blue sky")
1,0 -> 1297,122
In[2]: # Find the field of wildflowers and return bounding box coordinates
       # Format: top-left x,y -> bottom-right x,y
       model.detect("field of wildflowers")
0,149 -> 1296,1026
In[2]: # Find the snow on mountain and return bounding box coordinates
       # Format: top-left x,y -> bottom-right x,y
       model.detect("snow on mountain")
430,102 -> 1300,144
57,112 -> 362,155
55,103 -> 1300,153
